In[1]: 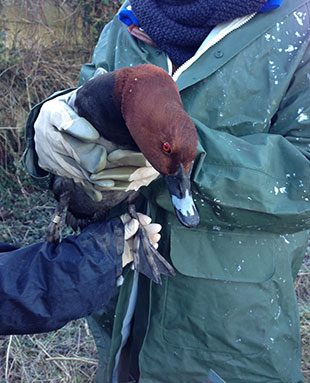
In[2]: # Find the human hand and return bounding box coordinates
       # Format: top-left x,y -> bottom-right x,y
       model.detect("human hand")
120,213 -> 162,268
34,91 -> 159,202
34,90 -> 107,196
90,149 -> 160,192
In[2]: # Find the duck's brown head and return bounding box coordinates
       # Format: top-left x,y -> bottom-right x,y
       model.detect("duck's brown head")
116,64 -> 200,227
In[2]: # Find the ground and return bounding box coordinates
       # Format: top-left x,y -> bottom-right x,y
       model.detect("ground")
0,167 -> 99,382
0,165 -> 309,382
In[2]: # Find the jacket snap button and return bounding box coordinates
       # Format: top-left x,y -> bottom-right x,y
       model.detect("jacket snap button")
214,50 -> 224,58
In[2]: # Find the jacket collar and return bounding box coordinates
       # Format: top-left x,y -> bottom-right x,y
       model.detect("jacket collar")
174,0 -> 309,91
171,14 -> 256,81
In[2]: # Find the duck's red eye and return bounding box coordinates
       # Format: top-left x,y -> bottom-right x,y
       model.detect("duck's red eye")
162,142 -> 171,153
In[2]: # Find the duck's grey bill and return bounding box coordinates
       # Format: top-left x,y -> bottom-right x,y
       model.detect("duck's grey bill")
164,164 -> 200,228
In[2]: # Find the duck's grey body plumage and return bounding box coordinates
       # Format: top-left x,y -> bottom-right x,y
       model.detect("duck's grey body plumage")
52,176 -> 137,223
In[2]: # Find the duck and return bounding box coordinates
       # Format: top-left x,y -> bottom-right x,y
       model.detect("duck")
41,64 -> 200,283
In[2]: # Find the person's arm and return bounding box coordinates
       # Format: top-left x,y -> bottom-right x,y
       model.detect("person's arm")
0,219 -> 123,335
150,38 -> 310,234
78,11 -> 310,235
189,43 -> 310,233
0,212 -> 161,336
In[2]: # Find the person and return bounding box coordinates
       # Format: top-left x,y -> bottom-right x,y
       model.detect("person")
22,0 -> 310,382
0,214 -> 161,335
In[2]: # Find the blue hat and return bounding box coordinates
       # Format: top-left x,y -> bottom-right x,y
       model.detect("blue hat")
260,0 -> 282,13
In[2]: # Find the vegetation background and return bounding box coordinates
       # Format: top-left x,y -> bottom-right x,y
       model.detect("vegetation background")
0,0 -> 309,381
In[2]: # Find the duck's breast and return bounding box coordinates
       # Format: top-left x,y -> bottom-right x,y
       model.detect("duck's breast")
74,72 -> 138,150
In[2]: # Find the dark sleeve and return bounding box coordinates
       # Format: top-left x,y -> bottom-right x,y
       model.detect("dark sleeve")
0,218 -> 124,335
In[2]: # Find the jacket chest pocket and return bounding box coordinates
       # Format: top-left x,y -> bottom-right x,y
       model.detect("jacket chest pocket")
162,226 -> 278,355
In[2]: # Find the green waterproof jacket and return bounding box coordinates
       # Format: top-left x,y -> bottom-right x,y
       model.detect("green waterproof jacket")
25,0 -> 310,382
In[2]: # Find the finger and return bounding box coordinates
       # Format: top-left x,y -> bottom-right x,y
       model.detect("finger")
151,243 -> 159,250
126,177 -> 155,192
107,149 -> 147,167
64,115 -> 100,142
136,213 -> 152,225
149,233 -> 161,244
94,180 -> 130,191
47,97 -> 99,142
144,223 -> 162,235
124,218 -> 139,240
126,172 -> 160,191
129,166 -> 159,182
83,188 -> 103,202
91,167 -> 137,181
120,213 -> 131,225
145,160 -> 153,167
79,180 -> 103,202
94,180 -> 115,189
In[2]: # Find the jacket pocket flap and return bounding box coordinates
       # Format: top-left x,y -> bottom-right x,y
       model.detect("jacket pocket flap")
170,226 -> 275,283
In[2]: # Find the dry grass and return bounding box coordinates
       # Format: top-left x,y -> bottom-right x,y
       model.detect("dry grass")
0,321 -> 98,383
0,0 -> 122,129
0,42 -> 89,129
296,255 -> 310,383
300,308 -> 310,382
0,2 -> 120,381
0,163 -> 309,382
0,163 -> 100,382
0,1 -> 309,382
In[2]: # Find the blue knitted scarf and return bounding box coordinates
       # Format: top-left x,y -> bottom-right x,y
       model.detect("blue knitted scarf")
129,0 -> 268,66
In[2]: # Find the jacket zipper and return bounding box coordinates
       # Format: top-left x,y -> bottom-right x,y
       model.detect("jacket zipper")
170,13 -> 256,81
